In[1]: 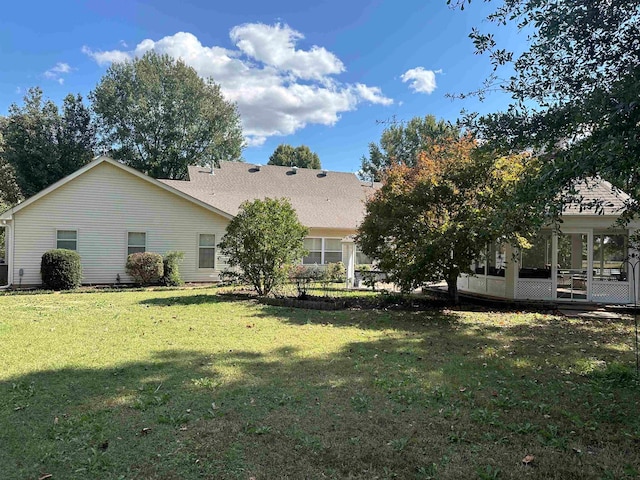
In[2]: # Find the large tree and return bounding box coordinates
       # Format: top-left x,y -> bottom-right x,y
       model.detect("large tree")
360,115 -> 458,182
2,88 -> 96,198
450,0 -> 640,214
0,130 -> 23,261
267,144 -> 321,169
91,51 -> 244,180
358,132 -> 535,303
218,198 -> 308,296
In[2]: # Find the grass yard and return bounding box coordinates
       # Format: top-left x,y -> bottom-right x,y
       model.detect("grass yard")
1,288 -> 639,479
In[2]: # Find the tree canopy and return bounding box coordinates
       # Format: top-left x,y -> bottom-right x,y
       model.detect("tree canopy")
91,51 -> 244,180
450,0 -> 640,214
2,88 -> 96,198
218,198 -> 308,296
359,115 -> 458,182
358,130 -> 535,303
267,144 -> 321,169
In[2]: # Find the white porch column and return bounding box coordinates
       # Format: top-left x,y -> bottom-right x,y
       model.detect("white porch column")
341,237 -> 356,288
504,243 -> 517,299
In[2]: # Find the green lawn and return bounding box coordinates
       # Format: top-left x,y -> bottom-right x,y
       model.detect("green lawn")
1,289 -> 639,479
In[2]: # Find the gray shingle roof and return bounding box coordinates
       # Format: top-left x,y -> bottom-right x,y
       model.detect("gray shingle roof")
562,178 -> 631,216
159,162 -> 380,229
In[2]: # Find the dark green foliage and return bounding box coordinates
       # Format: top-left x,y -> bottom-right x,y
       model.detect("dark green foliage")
91,51 -> 244,180
162,251 -> 184,286
2,88 -> 96,198
40,249 -> 82,290
268,144 -> 321,169
451,0 -> 640,216
219,198 -> 308,296
126,252 -> 164,286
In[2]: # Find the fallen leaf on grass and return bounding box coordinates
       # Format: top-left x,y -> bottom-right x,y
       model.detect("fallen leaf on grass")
38,475 -> 53,480
522,454 -> 535,465
140,427 -> 152,436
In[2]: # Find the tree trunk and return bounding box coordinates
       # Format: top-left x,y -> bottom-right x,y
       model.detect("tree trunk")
446,272 -> 459,305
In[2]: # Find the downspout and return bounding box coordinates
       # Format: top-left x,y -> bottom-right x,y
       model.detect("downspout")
10,218 -> 14,287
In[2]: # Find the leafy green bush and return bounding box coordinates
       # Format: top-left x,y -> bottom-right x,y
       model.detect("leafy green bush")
41,249 -> 82,290
218,198 -> 308,296
162,251 -> 184,286
126,252 -> 164,285
325,262 -> 346,283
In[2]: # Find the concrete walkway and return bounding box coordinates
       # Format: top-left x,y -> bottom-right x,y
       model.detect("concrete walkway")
557,306 -> 632,320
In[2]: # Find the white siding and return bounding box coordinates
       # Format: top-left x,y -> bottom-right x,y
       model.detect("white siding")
12,162 -> 230,286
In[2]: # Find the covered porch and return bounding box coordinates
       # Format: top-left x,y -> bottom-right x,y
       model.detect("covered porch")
459,225 -> 640,305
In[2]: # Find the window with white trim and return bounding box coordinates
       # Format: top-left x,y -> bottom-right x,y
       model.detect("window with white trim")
198,234 -> 216,269
302,238 -> 343,264
303,238 -> 322,264
127,232 -> 146,256
57,230 -> 77,251
355,245 -> 372,265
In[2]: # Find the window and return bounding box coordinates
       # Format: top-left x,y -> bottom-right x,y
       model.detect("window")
355,245 -> 372,265
57,230 -> 77,251
593,234 -> 627,281
302,238 -> 343,265
303,238 -> 322,264
324,239 -> 342,264
198,234 -> 216,269
519,232 -> 552,278
127,232 -> 146,255
487,242 -> 506,277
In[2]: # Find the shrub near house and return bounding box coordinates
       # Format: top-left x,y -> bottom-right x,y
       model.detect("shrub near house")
126,252 -> 164,286
41,249 -> 82,290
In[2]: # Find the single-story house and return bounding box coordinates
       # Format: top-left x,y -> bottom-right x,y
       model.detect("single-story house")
0,156 -> 377,288
457,179 -> 640,304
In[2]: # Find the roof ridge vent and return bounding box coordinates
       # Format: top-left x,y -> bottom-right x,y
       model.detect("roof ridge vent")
254,164 -> 262,171
291,166 -> 298,174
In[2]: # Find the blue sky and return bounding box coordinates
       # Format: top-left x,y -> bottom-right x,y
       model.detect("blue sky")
0,0 -> 526,173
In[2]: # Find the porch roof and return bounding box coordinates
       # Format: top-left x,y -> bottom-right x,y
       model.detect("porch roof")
562,178 -> 631,216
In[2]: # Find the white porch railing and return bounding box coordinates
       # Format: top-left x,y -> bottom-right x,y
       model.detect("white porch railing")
458,274 -> 506,297
591,281 -> 631,304
516,279 -> 553,301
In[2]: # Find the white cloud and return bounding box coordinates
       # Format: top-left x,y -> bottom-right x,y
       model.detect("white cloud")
44,62 -> 72,83
82,46 -> 132,66
230,23 -> 344,80
400,67 -> 441,95
353,84 -> 394,106
82,25 -> 393,147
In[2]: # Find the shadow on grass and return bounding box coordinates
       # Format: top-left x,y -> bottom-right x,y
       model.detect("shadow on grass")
3,307 -> 640,479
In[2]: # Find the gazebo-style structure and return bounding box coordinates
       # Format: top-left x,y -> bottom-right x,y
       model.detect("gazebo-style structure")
457,179 -> 640,304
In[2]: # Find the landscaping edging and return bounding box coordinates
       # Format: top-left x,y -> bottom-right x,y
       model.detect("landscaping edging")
258,296 -> 347,310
